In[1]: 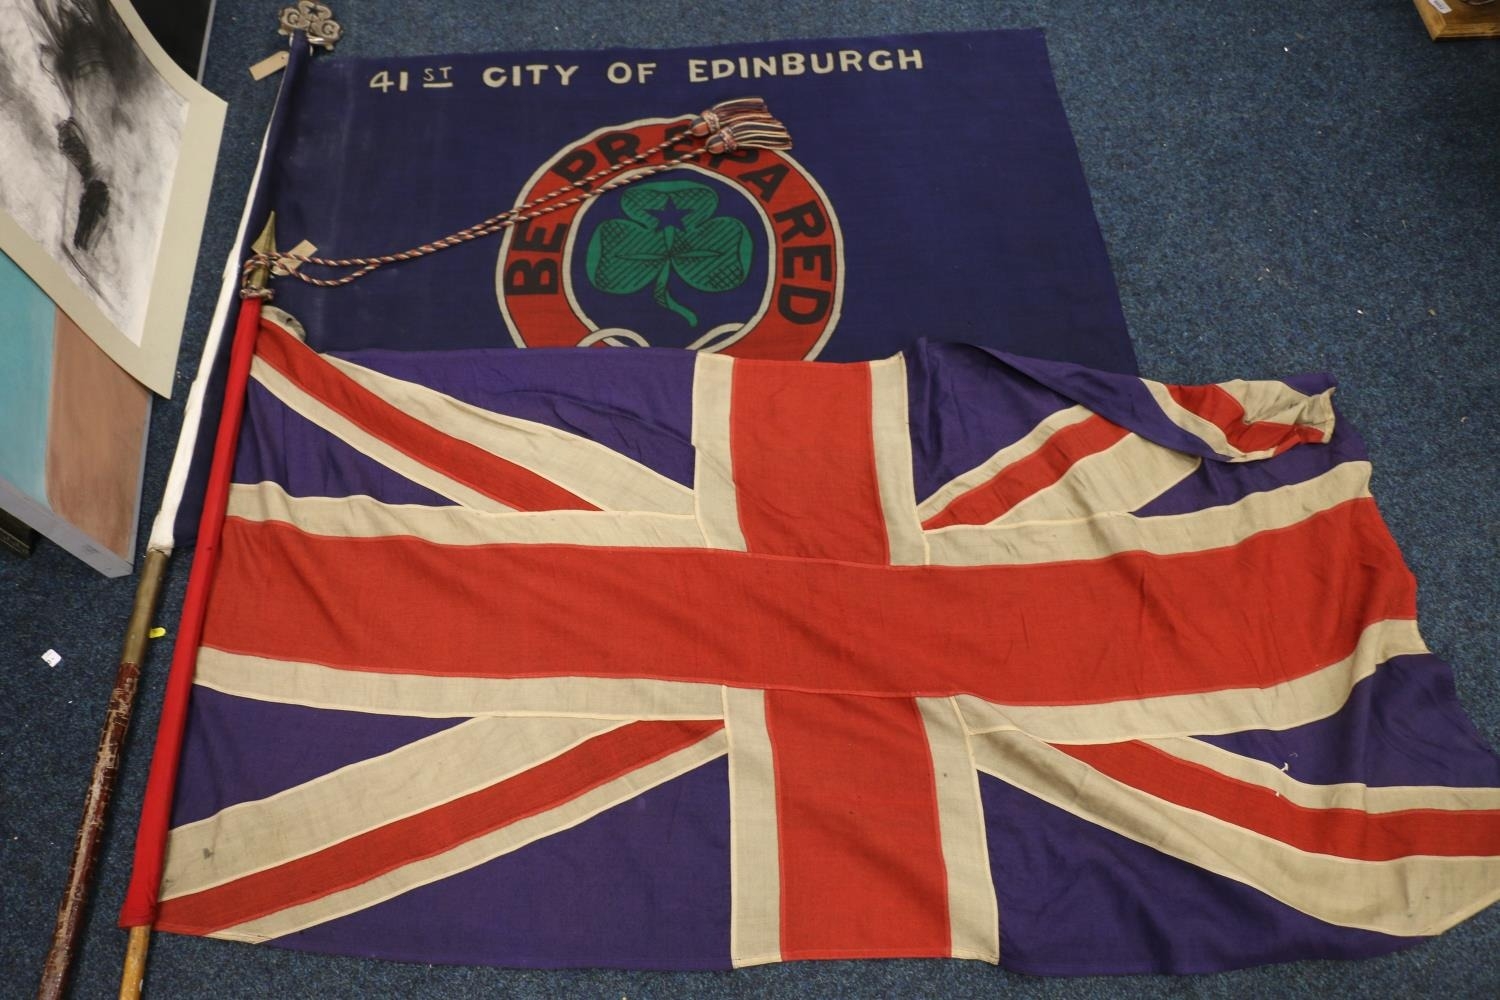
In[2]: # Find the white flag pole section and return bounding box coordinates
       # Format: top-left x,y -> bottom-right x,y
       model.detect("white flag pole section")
148,109 -> 280,556
35,37 -> 297,1000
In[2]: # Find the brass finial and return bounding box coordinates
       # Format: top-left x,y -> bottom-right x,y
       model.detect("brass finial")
244,213 -> 278,295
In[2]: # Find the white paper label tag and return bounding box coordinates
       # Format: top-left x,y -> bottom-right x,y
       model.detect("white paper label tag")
250,50 -> 291,81
273,240 -> 319,275
41,649 -> 62,667
1427,0 -> 1453,14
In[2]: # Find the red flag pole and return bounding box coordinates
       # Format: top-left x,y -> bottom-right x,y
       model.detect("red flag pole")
112,216 -> 278,1000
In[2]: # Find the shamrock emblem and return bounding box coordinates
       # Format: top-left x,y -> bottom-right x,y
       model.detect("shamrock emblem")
585,180 -> 752,327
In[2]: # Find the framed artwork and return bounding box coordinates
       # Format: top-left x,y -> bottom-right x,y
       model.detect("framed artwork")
0,0 -> 225,396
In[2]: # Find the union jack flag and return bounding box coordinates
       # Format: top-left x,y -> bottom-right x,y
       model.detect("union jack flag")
123,308 -> 1500,973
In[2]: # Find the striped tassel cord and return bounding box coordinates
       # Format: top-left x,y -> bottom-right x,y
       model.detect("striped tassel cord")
241,97 -> 792,296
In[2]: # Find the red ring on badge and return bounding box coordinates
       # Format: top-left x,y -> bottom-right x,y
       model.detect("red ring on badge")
497,117 -> 842,358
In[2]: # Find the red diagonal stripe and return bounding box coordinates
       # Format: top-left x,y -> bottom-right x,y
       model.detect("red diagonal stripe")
256,318 -> 597,512
154,719 -> 722,935
922,415 -> 1129,529
1057,740 -> 1500,860
1166,383 -> 1326,456
205,498 -> 1415,705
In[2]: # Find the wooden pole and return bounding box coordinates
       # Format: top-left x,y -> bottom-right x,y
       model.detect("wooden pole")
118,928 -> 151,999
36,550 -> 168,1000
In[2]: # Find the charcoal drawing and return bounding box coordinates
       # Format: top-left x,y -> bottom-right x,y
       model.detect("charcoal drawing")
0,0 -> 187,345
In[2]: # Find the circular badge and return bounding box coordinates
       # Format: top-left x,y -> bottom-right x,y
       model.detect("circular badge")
497,117 -> 843,358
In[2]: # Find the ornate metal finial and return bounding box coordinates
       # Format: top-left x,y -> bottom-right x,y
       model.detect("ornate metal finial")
242,213 -> 278,299
278,2 -> 342,50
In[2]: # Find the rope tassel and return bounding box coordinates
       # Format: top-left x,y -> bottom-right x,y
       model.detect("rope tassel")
706,119 -> 793,155
241,97 -> 794,294
690,96 -> 792,155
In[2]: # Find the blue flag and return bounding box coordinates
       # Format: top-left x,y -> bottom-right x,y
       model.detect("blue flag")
164,30 -> 1133,545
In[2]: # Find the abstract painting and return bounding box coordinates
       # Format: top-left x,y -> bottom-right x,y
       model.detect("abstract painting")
0,0 -> 224,396
0,249 -> 150,576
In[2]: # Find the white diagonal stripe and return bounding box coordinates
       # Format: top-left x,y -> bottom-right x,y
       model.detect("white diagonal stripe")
927,461 -> 1372,566
161,715 -> 623,901
1142,378 -> 1334,463
1142,737 -> 1500,813
251,358 -> 512,512
205,729 -> 729,943
971,729 -> 1500,937
957,619 -> 1427,743
990,433 -> 1199,526
1218,379 -> 1335,436
322,353 -> 696,514
916,405 -> 1093,521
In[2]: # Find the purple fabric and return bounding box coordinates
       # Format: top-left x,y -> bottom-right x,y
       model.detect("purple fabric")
1135,414 -> 1369,516
268,31 -> 1135,372
335,346 -> 699,487
235,381 -> 455,505
904,342 -> 1346,509
1201,654 -> 1500,789
979,774 -> 1413,975
269,758 -> 732,970
990,348 -> 1339,463
904,342 -> 1078,503
171,688 -> 462,827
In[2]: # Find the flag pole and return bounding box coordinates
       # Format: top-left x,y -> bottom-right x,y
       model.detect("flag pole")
112,215 -> 278,1000
38,21 -> 302,989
